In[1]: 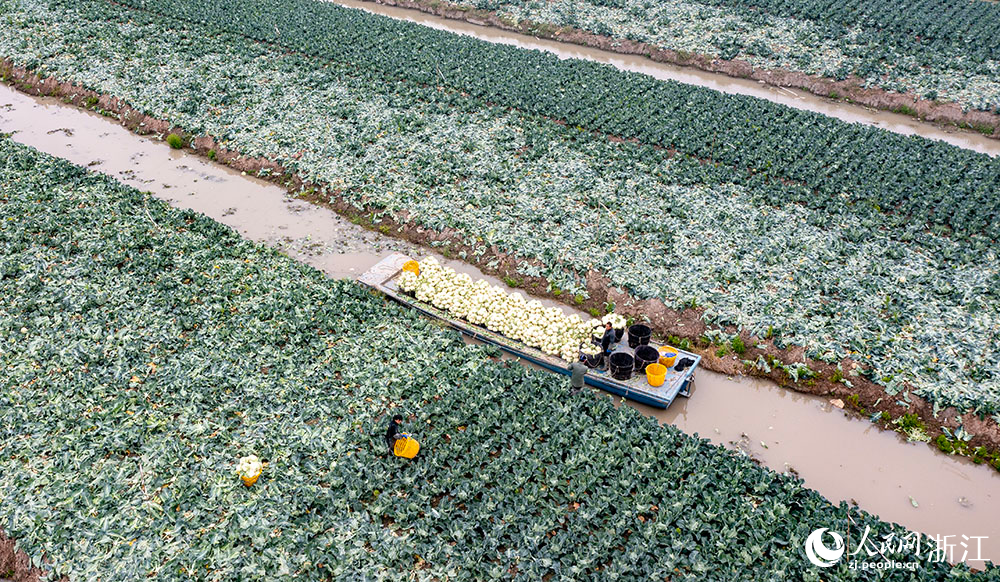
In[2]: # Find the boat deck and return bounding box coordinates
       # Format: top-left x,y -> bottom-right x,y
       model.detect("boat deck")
359,253 -> 700,408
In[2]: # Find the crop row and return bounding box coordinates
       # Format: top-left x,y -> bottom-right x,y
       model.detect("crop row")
3,0 -> 998,417
6,137 -> 994,580
99,0 -> 1000,244
455,0 -> 1000,113
698,0 -> 1000,63
103,0 -> 1000,243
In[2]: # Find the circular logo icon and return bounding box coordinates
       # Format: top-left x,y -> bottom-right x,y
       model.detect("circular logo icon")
805,528 -> 845,568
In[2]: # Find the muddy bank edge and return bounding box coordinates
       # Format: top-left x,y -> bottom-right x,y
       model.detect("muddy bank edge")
0,529 -> 47,582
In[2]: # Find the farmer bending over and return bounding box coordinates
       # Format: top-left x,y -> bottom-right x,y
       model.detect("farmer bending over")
385,414 -> 405,454
567,359 -> 588,395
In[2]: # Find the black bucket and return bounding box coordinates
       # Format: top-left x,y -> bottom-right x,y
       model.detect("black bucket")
581,351 -> 602,368
614,327 -> 625,343
633,345 -> 659,373
627,324 -> 652,348
609,352 -> 634,380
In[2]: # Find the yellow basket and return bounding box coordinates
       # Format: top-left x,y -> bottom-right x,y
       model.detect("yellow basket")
657,346 -> 678,368
241,473 -> 260,487
646,363 -> 667,387
394,435 -> 420,459
402,260 -> 420,276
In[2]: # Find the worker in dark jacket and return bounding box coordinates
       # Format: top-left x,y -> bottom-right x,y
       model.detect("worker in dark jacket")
600,322 -> 616,369
385,414 -> 404,454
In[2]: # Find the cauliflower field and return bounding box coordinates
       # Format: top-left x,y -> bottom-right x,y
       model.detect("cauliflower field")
2,0 -> 1000,419
450,0 -> 1000,114
6,137 -> 995,580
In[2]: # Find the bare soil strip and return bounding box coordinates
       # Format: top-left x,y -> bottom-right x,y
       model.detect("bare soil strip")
0,530 -> 44,582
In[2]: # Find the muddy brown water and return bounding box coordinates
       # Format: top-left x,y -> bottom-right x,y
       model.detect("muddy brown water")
0,86 -> 422,279
2,84 -> 1000,566
330,0 -> 1000,158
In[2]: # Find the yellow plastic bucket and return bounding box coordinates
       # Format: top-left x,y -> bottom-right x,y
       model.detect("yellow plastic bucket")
646,363 -> 667,387
658,346 -> 678,368
402,260 -> 420,276
394,435 -> 420,459
241,473 -> 260,487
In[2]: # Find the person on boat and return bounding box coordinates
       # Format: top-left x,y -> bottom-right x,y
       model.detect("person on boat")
567,359 -> 588,394
600,321 -> 616,368
385,414 -> 405,455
